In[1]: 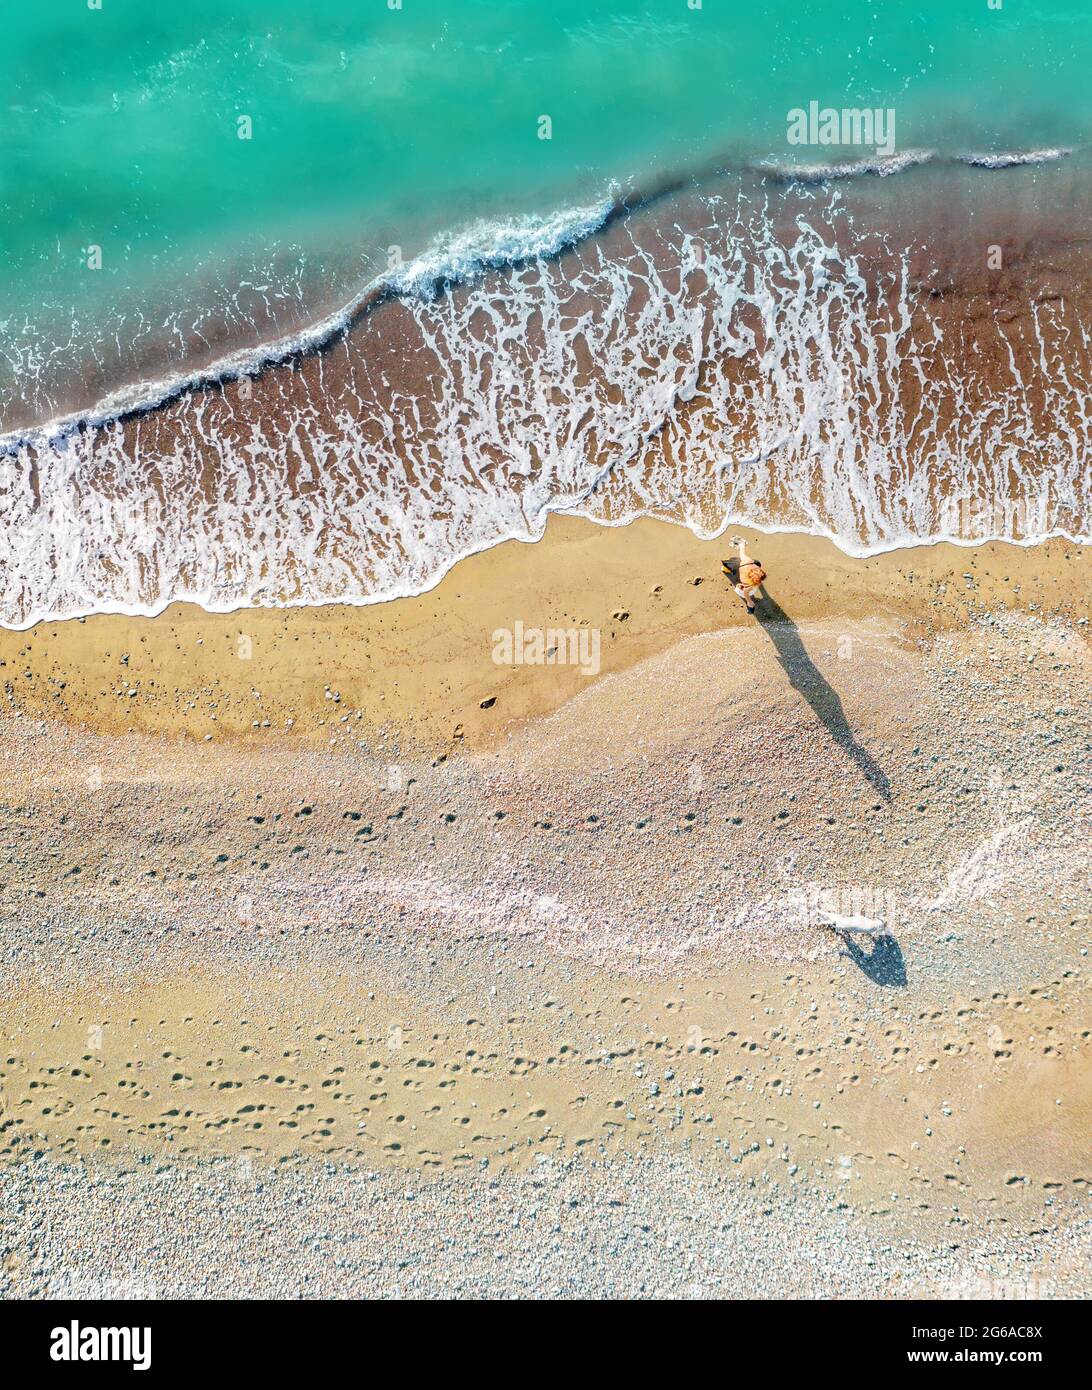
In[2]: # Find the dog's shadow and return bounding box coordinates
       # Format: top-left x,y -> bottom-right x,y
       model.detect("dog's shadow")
835,930 -> 907,987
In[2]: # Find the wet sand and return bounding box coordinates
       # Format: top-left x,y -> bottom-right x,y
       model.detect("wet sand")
1,515 -> 1086,749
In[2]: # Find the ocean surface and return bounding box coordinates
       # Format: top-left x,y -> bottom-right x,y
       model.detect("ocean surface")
1,1 -> 1090,626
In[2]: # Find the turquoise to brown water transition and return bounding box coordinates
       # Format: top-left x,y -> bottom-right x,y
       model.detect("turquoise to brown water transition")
1,0 -> 1089,628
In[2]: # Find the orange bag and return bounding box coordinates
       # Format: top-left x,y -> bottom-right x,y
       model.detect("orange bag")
739,562 -> 766,588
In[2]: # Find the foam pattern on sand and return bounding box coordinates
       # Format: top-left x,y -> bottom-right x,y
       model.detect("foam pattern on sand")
0,185 -> 1088,627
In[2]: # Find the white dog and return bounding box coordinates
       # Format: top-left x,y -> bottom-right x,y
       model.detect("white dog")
821,912 -> 890,939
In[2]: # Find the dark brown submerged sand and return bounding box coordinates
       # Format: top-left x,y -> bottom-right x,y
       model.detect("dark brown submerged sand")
2,162 -> 1089,628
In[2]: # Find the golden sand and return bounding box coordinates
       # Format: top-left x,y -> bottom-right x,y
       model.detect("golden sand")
1,516 -> 1085,751
1,518 -> 1089,1286
4,958 -> 1088,1229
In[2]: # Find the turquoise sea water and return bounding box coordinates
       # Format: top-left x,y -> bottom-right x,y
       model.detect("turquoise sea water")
3,0 -> 1091,425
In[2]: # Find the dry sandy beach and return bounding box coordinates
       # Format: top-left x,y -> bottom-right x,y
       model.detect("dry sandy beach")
0,517 -> 1089,1298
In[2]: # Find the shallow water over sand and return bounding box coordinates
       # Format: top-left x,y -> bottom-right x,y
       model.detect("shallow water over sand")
1,163 -> 1089,629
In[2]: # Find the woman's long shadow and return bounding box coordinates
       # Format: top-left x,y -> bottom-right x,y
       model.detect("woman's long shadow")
752,592 -> 891,801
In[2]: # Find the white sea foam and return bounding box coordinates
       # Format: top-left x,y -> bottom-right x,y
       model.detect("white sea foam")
957,147 -> 1073,168
0,195 -> 617,455
760,146 -> 1076,182
0,185 -> 1088,629
756,149 -> 936,182
382,198 -> 618,299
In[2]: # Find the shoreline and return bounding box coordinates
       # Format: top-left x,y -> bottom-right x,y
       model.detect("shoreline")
0,510 -> 1088,635
2,515 -> 1085,752
2,162 -> 1090,630
6,3 -> 1092,1307
4,147 -> 1085,452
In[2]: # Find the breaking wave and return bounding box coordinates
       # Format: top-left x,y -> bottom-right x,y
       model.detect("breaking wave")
0,196 -> 617,455
0,166 -> 1088,629
957,147 -> 1073,169
759,145 -> 1073,182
